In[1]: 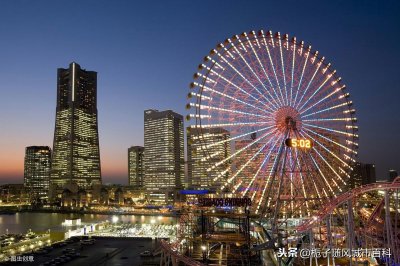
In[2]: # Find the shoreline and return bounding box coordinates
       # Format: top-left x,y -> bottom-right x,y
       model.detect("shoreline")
0,207 -> 178,217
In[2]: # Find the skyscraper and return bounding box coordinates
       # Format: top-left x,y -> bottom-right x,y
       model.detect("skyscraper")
187,127 -> 230,190
389,169 -> 398,182
24,146 -> 51,200
349,162 -> 377,188
144,109 -> 184,203
51,62 -> 101,188
128,146 -> 144,187
234,139 -> 265,192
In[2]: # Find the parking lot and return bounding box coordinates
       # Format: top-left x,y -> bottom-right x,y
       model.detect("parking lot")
1,237 -> 161,266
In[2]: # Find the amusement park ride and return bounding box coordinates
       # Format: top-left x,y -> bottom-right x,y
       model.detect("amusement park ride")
160,30 -> 400,265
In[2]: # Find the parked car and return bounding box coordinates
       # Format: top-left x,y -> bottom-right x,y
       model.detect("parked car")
140,251 -> 152,257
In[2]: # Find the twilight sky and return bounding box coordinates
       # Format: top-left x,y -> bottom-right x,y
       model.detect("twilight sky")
0,0 -> 399,184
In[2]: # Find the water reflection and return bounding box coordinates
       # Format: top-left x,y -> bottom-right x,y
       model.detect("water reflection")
0,212 -> 176,234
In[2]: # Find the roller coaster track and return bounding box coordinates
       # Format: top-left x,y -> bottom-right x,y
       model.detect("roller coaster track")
160,211 -> 207,266
296,177 -> 400,232
161,179 -> 400,265
160,239 -> 206,266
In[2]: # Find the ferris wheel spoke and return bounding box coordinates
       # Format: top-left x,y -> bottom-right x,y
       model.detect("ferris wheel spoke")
301,101 -> 353,118
293,45 -> 311,107
312,147 -> 347,189
212,165 -> 231,184
302,122 -> 358,138
300,129 -> 352,170
298,72 -> 340,113
262,31 -> 286,106
301,129 -> 347,188
288,151 -> 311,200
267,31 -> 288,106
192,82 -> 272,115
270,146 -> 289,225
288,149 -> 294,215
195,72 -> 217,85
303,117 -> 356,122
295,148 -> 324,199
293,150 -> 312,216
294,149 -> 326,209
227,36 -> 281,110
290,152 -> 313,217
295,53 -> 324,110
227,144 -> 269,191
303,127 -> 357,155
207,129 -> 277,173
289,37 -> 297,107
211,47 -> 277,111
307,152 -> 335,197
230,135 -> 278,193
242,135 -> 280,197
277,32 -> 289,106
244,32 -> 282,109
198,68 -> 274,113
259,30 -> 285,107
200,125 -> 275,151
255,134 -> 286,214
191,102 -> 268,119
281,151 -> 311,217
190,121 -> 271,129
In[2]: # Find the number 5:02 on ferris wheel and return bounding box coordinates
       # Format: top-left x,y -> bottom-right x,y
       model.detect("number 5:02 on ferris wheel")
285,138 -> 312,149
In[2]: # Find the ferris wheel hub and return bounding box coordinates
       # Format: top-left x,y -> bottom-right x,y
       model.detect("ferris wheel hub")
274,106 -> 302,132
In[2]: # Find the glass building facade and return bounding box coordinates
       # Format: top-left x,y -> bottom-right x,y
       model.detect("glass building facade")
24,146 -> 51,200
144,109 -> 184,203
128,146 -> 144,187
349,162 -> 376,188
51,62 -> 101,188
234,139 -> 266,192
187,128 -> 230,190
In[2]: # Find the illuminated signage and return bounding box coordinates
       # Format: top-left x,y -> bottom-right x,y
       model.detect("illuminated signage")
198,198 -> 251,207
285,138 -> 312,149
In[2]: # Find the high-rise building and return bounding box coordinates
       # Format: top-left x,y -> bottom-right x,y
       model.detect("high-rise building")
24,146 -> 51,200
128,146 -> 145,187
51,62 -> 101,188
144,109 -> 184,203
187,127 -> 230,190
389,169 -> 398,182
234,139 -> 265,192
349,162 -> 376,188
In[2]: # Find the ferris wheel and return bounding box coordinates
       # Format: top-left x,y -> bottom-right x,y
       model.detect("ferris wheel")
187,30 -> 358,219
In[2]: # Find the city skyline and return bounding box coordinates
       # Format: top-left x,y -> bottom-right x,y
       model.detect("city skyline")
1,1 -> 400,184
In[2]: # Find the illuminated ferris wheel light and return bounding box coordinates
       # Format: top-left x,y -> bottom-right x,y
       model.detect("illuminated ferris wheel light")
187,30 -> 358,217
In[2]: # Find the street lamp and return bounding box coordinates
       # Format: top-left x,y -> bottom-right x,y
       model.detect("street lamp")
201,244 -> 207,262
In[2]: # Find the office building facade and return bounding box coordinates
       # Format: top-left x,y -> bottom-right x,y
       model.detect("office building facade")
24,146 -> 51,200
128,146 -> 145,187
187,127 -> 230,190
389,169 -> 398,182
51,62 -> 101,188
144,109 -> 184,203
349,162 -> 376,188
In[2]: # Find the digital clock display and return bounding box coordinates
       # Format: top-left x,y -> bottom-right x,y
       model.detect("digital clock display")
285,138 -> 312,149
